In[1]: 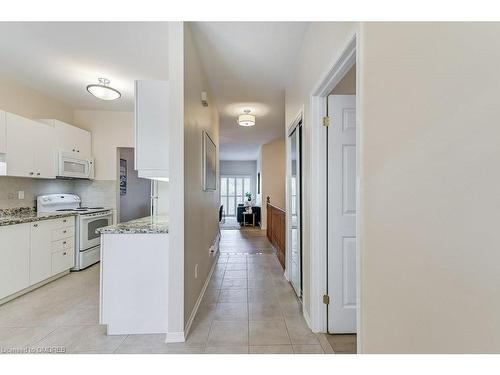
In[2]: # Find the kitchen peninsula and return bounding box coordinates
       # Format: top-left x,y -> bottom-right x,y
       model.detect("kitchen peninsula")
97,215 -> 169,335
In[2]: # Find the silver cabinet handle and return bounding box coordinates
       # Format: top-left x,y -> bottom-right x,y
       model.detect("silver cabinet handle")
62,241 -> 67,245
63,230 -> 67,233
29,172 -> 34,175
33,223 -> 38,227
63,252 -> 67,256
36,172 -> 40,176
63,219 -> 66,223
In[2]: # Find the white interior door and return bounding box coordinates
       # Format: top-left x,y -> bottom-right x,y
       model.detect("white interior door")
327,94 -> 357,333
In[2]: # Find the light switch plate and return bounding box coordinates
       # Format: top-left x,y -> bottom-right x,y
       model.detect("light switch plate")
17,190 -> 24,200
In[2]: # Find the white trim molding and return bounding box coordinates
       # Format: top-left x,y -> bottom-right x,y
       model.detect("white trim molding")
165,331 -> 186,343
285,108 -> 304,283
309,33 -> 358,336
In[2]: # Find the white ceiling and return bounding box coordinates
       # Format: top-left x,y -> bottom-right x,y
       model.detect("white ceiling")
0,22 -> 169,111
191,22 -> 308,160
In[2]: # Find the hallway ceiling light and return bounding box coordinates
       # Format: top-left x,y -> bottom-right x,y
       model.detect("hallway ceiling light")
86,78 -> 121,101
238,110 -> 256,127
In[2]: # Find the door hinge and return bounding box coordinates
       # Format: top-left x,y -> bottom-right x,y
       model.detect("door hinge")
322,116 -> 330,127
323,294 -> 330,305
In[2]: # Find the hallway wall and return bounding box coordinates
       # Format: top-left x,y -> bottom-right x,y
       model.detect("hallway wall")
359,22 -> 500,353
260,138 -> 286,229
183,23 -> 220,327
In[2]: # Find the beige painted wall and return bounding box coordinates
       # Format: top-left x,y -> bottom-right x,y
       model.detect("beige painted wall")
359,22 -> 500,353
0,76 -> 73,123
183,23 -> 220,325
332,64 -> 356,95
285,22 -> 357,321
260,138 -> 286,229
73,110 -> 134,181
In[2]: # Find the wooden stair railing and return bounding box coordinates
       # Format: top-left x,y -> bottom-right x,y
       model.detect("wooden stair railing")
266,196 -> 286,269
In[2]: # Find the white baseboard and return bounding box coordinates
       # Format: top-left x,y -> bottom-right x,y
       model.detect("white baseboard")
165,331 -> 185,343
183,252 -> 220,338
0,270 -> 69,306
303,308 -> 313,330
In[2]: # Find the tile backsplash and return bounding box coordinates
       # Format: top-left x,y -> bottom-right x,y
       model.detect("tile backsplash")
0,176 -> 116,210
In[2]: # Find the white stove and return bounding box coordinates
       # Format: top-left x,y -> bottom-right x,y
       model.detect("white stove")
37,194 -> 113,270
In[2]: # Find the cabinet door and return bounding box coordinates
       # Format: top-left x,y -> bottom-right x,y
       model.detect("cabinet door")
0,223 -> 30,299
30,221 -> 53,285
54,120 -> 91,157
0,110 -> 6,154
32,121 -> 56,178
5,112 -> 35,177
135,80 -> 169,178
52,248 -> 75,276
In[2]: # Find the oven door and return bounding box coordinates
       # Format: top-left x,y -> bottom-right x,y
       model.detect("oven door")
79,212 -> 112,251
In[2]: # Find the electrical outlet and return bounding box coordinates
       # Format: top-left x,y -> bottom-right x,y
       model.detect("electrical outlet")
17,191 -> 25,200
194,264 -> 199,279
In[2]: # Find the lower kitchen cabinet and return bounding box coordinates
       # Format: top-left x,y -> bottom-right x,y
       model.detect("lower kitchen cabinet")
52,248 -> 75,275
0,224 -> 30,300
30,221 -> 53,285
0,216 -> 75,303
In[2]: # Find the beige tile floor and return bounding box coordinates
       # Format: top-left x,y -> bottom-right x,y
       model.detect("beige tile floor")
0,229 -> 333,354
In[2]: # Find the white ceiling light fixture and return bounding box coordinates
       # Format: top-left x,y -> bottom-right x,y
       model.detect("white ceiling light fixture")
86,78 -> 121,101
238,109 -> 256,127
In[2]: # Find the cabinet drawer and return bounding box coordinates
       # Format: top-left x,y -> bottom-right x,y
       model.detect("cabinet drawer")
51,226 -> 74,241
51,248 -> 74,275
51,237 -> 75,253
52,216 -> 74,229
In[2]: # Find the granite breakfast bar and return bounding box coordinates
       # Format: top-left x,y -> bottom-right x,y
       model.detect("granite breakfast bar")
97,215 -> 170,336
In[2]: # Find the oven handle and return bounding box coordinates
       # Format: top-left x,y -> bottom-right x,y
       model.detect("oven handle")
80,212 -> 113,221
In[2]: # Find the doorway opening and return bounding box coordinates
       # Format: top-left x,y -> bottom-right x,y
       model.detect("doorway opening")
288,119 -> 303,299
307,35 -> 360,353
116,147 -> 152,223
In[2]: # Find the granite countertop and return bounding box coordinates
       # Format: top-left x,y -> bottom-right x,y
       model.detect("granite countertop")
97,215 -> 169,234
0,207 -> 77,227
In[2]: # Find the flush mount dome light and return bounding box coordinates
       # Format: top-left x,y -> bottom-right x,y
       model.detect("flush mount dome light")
238,109 -> 256,127
86,78 -> 121,101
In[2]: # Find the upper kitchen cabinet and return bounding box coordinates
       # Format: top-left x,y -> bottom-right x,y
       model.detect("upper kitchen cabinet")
5,113 -> 55,179
38,119 -> 92,158
135,80 -> 169,181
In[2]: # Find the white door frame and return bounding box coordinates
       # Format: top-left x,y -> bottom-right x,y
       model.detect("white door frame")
285,109 -> 304,284
309,33 -> 362,351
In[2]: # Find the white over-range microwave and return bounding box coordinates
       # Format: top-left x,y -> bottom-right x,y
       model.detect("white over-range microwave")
57,151 -> 94,179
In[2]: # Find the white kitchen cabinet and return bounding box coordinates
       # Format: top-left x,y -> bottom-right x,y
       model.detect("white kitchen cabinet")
38,119 -> 91,157
0,217 -> 75,303
0,223 -> 30,300
0,110 -> 6,154
30,221 -> 53,285
52,248 -> 75,275
134,80 -> 169,180
5,112 -> 55,178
